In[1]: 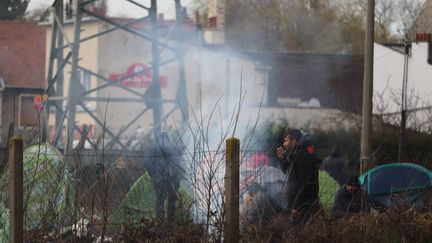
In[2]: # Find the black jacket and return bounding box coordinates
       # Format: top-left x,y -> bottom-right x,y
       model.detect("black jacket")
145,133 -> 183,183
323,153 -> 349,186
332,187 -> 369,219
279,134 -> 321,210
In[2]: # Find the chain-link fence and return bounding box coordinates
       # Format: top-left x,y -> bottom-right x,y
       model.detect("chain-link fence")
2,141 -> 432,240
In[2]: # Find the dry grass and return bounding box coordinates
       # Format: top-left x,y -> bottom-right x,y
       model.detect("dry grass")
117,218 -> 206,243
241,202 -> 432,243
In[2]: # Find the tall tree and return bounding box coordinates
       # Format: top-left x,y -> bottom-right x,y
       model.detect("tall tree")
342,0 -> 425,40
0,0 -> 30,20
191,0 -> 425,54
397,0 -> 425,35
225,0 -> 348,53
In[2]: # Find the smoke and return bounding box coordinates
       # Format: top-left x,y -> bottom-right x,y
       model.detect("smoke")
166,46 -> 271,224
181,47 -> 267,151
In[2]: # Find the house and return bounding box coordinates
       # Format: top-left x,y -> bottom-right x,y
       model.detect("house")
241,52 -> 364,114
409,0 -> 432,39
373,43 -> 432,132
373,0 -> 432,133
200,0 -> 366,131
0,21 -> 46,146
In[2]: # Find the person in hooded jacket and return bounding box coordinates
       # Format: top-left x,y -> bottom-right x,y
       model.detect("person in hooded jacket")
323,147 -> 350,186
145,132 -> 184,221
276,129 -> 321,225
332,176 -> 370,219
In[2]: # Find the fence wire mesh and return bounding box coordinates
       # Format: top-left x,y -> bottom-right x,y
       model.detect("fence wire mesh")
2,144 -> 432,240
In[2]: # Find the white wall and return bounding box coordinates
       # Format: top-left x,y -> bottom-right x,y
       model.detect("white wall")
374,43 -> 432,114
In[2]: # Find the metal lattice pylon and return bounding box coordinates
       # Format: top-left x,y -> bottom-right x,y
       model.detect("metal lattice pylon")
43,0 -> 189,154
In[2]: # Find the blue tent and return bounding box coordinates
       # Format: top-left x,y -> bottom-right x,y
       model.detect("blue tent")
359,163 -> 432,207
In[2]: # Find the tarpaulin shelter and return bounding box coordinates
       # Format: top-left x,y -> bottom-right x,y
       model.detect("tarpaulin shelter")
120,172 -> 193,221
0,143 -> 70,233
319,170 -> 340,215
359,163 -> 432,208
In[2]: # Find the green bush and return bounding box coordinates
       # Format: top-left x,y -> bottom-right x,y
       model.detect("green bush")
256,117 -> 432,173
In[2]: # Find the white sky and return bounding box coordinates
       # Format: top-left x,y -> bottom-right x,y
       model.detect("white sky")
28,0 -> 195,19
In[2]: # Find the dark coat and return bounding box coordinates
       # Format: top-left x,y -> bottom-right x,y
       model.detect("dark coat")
144,133 -> 184,220
323,153 -> 349,186
145,133 -> 183,183
332,187 -> 369,219
279,134 -> 321,211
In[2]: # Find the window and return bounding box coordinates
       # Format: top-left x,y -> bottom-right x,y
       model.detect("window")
19,94 -> 40,127
209,17 -> 217,28
81,70 -> 92,91
0,72 -> 4,90
0,93 -> 2,127
77,70 -> 93,112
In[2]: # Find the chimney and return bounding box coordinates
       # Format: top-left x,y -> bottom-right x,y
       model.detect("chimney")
195,10 -> 200,23
158,13 -> 164,21
208,0 -> 225,29
204,0 -> 225,44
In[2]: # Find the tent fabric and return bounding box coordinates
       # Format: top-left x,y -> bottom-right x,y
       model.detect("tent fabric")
359,163 -> 432,207
0,143 -> 70,231
23,144 -> 71,229
120,172 -> 193,221
0,206 -> 8,242
319,170 -> 340,215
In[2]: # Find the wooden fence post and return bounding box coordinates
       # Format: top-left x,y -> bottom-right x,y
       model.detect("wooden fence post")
225,137 -> 239,243
9,137 -> 23,243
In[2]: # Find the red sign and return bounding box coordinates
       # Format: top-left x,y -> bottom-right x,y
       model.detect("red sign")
244,152 -> 270,169
33,95 -> 44,111
415,33 -> 431,42
108,63 -> 168,88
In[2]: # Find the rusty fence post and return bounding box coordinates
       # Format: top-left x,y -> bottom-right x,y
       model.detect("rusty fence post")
9,137 -> 23,243
225,137 -> 239,243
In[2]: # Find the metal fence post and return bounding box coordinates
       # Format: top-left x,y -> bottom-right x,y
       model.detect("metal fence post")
9,137 -> 23,243
225,137 -> 239,243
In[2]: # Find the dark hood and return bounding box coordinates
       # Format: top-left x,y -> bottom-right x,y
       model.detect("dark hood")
296,133 -> 312,149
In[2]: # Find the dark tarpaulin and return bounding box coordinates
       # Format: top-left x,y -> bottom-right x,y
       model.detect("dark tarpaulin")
359,163 -> 432,207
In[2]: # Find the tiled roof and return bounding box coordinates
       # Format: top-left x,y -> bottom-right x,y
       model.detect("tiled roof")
409,0 -> 432,40
242,52 -> 364,114
0,21 -> 45,89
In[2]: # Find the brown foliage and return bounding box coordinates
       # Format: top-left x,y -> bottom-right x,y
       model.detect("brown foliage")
118,218 -> 206,243
241,203 -> 432,243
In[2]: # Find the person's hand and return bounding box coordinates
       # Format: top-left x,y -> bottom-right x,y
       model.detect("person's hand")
292,208 -> 301,219
277,146 -> 286,160
243,192 -> 253,208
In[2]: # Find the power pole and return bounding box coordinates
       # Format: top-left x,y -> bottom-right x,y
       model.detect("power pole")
175,0 -> 189,127
398,37 -> 411,162
66,0 -> 83,154
150,0 -> 162,135
45,0 -> 189,151
43,0 -> 65,143
361,0 -> 374,174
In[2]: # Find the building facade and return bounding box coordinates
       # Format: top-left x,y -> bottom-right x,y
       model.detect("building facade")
43,16 -> 267,145
0,21 -> 46,145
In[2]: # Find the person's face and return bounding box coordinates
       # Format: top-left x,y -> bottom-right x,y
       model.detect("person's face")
346,184 -> 358,193
283,135 -> 297,152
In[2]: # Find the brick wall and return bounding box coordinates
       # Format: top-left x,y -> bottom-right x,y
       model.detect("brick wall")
0,21 -> 46,89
